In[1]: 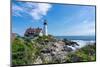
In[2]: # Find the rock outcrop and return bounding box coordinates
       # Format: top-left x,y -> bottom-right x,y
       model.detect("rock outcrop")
33,37 -> 79,64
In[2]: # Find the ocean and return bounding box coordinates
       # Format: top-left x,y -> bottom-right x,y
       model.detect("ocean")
55,36 -> 96,41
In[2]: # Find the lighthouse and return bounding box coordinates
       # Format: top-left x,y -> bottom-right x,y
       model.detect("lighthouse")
43,20 -> 48,36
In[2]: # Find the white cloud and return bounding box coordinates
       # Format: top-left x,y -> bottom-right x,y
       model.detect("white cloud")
30,3 -> 52,20
12,4 -> 24,16
12,2 -> 52,20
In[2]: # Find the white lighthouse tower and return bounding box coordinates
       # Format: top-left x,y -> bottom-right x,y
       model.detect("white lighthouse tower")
43,20 -> 48,36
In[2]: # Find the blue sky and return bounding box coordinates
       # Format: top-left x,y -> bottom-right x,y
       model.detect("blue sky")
12,1 -> 95,36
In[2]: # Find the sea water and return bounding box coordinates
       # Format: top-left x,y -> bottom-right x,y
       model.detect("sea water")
55,36 -> 95,41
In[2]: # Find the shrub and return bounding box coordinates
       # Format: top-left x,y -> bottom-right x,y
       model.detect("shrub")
65,43 -> 96,63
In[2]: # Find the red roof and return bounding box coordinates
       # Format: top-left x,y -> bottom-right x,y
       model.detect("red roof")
25,27 -> 42,35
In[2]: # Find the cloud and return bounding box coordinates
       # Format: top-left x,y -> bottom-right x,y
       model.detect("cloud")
12,4 -> 24,16
29,3 -> 52,20
12,2 -> 52,20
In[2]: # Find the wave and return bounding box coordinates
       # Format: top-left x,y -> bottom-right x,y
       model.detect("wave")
68,40 -> 95,50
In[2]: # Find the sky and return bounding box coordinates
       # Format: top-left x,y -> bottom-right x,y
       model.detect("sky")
12,1 -> 96,36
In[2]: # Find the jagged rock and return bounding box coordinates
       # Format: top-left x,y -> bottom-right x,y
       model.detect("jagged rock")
63,46 -> 73,52
34,56 -> 43,64
71,55 -> 82,62
41,48 -> 51,53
